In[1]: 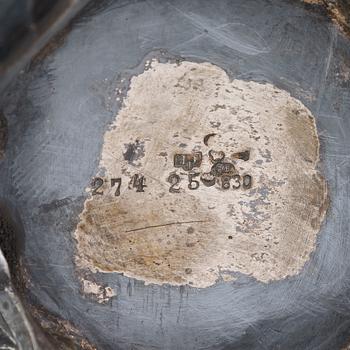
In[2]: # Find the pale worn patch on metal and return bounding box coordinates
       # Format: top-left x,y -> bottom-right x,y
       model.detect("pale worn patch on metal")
74,60 -> 328,288
80,279 -> 116,304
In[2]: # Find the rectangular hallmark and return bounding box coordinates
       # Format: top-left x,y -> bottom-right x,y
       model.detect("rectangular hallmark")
173,152 -> 202,171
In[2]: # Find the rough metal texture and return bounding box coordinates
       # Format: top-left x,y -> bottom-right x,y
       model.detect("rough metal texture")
1,0 -> 350,349
303,0 -> 350,35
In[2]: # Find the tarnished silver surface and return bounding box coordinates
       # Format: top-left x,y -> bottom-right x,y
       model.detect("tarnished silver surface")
1,0 -> 350,349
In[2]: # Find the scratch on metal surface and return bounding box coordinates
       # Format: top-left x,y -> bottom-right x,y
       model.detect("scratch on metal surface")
316,25 -> 337,114
167,2 -> 270,55
125,220 -> 209,233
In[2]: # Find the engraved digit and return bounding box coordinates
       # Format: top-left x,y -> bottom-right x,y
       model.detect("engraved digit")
168,173 -> 181,193
242,174 -> 252,189
221,175 -> 230,190
91,177 -> 104,195
111,178 -> 122,196
188,173 -> 200,190
130,174 -> 147,192
232,174 -> 241,190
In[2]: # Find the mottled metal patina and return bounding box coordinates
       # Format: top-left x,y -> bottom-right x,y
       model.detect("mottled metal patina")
1,0 -> 350,349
